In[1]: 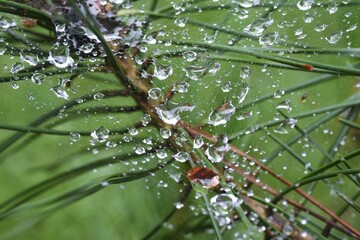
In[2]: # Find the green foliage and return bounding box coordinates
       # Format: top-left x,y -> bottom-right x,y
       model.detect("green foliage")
0,0 -> 359,239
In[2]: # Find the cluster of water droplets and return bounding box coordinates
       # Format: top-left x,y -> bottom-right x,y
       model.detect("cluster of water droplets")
210,193 -> 242,226
156,102 -> 195,125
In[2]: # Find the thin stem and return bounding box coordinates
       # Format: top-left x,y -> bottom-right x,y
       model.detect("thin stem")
170,41 -> 360,76
272,169 -> 360,204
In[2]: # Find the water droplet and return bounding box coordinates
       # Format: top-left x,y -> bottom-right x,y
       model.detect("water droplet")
205,145 -> 224,163
141,114 -> 151,126
236,111 -> 253,120
48,47 -> 74,68
259,32 -> 278,47
160,128 -> 172,139
128,127 -> 138,136
80,43 -> 94,54
20,53 -> 39,66
182,51 -> 197,62
174,202 -> 184,209
135,145 -> 145,155
327,2 -> 338,14
209,62 -> 221,75
204,34 -> 216,44
91,126 -> 110,142
210,194 -> 241,215
297,0 -> 314,11
221,81 -> 232,92
70,132 -> 81,141
10,62 -> 24,74
326,31 -> 343,44
346,24 -> 357,32
232,8 -> 249,19
205,135 -> 230,163
183,65 -> 208,81
148,88 -> 162,99
208,101 -> 235,126
243,17 -> 273,36
156,149 -> 168,159
137,45 -> 148,53
193,135 -> 204,148
314,23 -> 327,32
106,141 -> 117,148
240,66 -> 251,79
49,77 -> 71,99
235,0 -> 260,8
238,82 -> 250,103
173,151 -> 190,163
273,89 -> 285,98
11,82 -> 19,89
154,63 -> 173,80
276,100 -> 292,112
174,17 -> 188,27
0,19 -> 16,29
173,81 -> 189,93
156,103 -> 195,125
93,92 -> 105,100
30,73 -> 46,85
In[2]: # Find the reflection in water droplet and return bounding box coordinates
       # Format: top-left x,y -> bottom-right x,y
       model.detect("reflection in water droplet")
0,19 -> 16,29
208,101 -> 235,126
10,62 -> 24,74
49,77 -> 71,99
259,32 -> 278,47
205,145 -> 224,163
183,65 -> 208,80
276,100 -> 292,112
297,0 -> 314,11
204,34 -> 216,44
160,128 -> 172,139
156,104 -> 195,125
48,47 -> 74,68
209,62 -> 221,75
70,132 -> 81,142
273,89 -> 285,98
20,53 -> 39,66
80,43 -> 94,54
135,145 -> 145,155
235,0 -> 259,8
91,126 -> 110,142
148,88 -> 162,99
210,194 -> 241,226
314,23 -> 327,32
154,63 -> 173,80
93,92 -> 105,100
173,82 -> 189,93
193,135 -> 204,149
346,24 -> 357,33
182,51 -> 197,62
326,31 -> 343,44
236,111 -> 253,120
173,151 -> 190,163
238,82 -> 250,103
240,66 -> 251,79
232,8 -> 249,19
243,17 -> 273,36
327,2 -> 338,14
156,149 -> 168,159
174,17 -> 188,27
205,135 -> 230,163
274,118 -> 298,134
